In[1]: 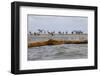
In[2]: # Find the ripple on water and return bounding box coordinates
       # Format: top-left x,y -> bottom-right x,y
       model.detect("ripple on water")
28,44 -> 88,60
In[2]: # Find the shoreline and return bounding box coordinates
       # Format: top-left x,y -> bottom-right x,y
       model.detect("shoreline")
28,39 -> 88,48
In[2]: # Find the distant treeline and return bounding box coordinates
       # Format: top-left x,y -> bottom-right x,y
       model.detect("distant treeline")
29,29 -> 86,36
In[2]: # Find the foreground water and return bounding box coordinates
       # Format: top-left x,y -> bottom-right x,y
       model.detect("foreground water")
28,44 -> 88,61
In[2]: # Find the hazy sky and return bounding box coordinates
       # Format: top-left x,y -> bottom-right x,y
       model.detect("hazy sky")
28,15 -> 88,34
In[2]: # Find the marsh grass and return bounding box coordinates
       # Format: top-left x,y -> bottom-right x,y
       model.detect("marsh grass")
28,39 -> 87,48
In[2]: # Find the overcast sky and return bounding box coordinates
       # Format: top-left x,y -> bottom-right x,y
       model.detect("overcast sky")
27,15 -> 88,34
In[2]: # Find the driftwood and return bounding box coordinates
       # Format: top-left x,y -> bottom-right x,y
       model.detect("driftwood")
28,39 -> 88,48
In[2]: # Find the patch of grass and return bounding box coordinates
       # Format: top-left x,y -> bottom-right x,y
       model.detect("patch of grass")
28,39 -> 88,48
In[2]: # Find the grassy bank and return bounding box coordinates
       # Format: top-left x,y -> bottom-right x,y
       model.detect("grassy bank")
28,39 -> 88,48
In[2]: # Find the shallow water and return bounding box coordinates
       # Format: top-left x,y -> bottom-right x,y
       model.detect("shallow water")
28,34 -> 87,42
28,44 -> 88,61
